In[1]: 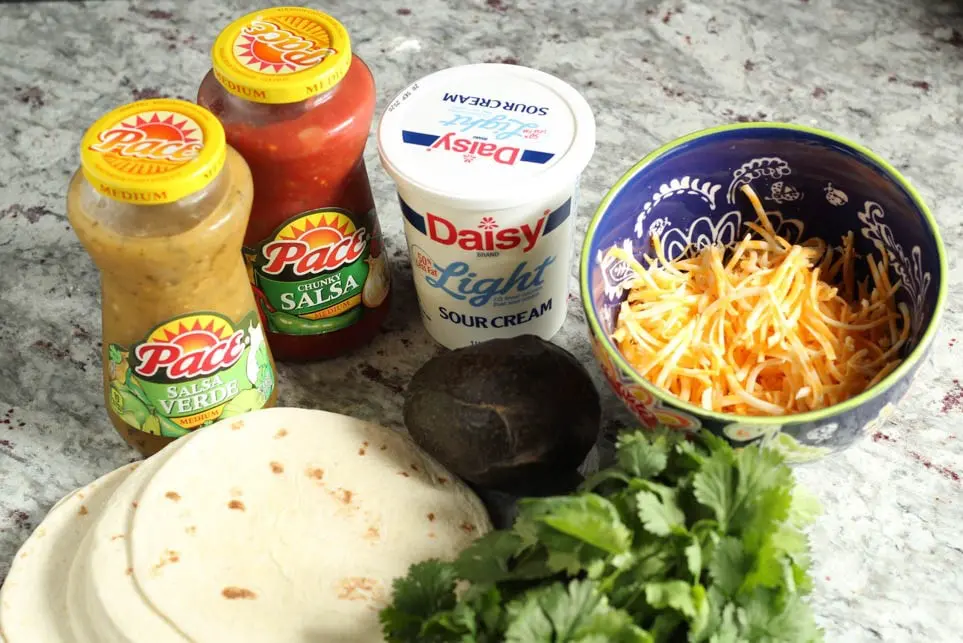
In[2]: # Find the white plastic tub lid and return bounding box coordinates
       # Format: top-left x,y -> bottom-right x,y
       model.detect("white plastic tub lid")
377,63 -> 596,211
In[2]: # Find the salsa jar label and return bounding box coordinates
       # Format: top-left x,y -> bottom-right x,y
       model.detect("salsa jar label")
107,311 -> 275,437
244,208 -> 391,336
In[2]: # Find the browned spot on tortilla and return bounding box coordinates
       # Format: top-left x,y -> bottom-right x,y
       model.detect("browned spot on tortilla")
460,522 -> 476,534
126,567 -> 133,575
132,501 -> 139,509
358,446 -> 366,455
428,532 -> 436,539
437,476 -> 449,484
306,467 -> 325,481
379,444 -> 387,451
274,428 -> 288,439
77,492 -> 85,499
165,491 -> 181,501
410,463 -> 420,472
231,420 -> 244,430
153,549 -> 180,571
270,461 -> 284,474
398,471 -> 410,477
364,526 -> 380,541
78,505 -> 89,516
111,534 -> 125,541
340,490 -> 353,505
222,587 -> 258,600
228,500 -> 246,511
229,487 -> 243,498
185,525 -> 197,535
336,577 -> 383,602
427,512 -> 436,522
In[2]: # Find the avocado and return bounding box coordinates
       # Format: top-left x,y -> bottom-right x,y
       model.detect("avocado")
403,335 -> 601,495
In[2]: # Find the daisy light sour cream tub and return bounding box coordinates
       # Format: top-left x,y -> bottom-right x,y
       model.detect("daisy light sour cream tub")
377,63 -> 596,349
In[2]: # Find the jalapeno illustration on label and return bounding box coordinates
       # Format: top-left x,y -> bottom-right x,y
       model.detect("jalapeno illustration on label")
245,207 -> 391,336
107,311 -> 274,437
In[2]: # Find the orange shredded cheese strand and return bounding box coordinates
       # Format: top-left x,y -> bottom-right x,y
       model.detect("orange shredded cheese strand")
609,184 -> 907,416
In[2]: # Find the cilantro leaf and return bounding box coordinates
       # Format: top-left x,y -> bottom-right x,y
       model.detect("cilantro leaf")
608,543 -> 677,613
505,580 -> 655,643
742,533 -> 792,592
455,531 -> 526,584
708,537 -> 750,597
739,588 -> 823,642
540,580 -> 606,637
685,536 -> 703,581
644,580 -> 699,618
381,429 -> 822,643
505,580 -> 608,642
616,431 -> 669,479
108,343 -> 122,364
518,495 -> 633,555
380,560 -> 459,641
636,489 -> 687,537
572,611 -> 654,643
420,601 -> 478,640
731,446 -> 793,538
504,593 -> 554,642
788,486 -> 822,529
692,449 -> 736,530
707,602 -> 742,643
579,468 -> 633,494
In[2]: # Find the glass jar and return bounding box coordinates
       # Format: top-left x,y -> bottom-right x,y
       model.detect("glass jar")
66,98 -> 278,457
197,7 -> 391,362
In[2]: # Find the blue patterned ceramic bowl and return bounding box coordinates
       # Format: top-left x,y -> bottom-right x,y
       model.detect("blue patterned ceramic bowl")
580,123 -> 947,462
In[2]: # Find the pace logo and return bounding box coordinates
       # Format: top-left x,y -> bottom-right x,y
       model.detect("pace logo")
89,111 -> 203,173
132,314 -> 246,381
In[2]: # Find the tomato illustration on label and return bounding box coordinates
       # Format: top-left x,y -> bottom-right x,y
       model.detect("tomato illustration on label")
246,208 -> 391,336
107,311 -> 274,437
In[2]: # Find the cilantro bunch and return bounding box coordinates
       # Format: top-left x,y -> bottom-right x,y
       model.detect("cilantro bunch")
381,429 -> 823,642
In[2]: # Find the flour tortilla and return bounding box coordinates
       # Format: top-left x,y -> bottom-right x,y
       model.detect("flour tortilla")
68,434 -> 199,643
0,463 -> 138,643
129,407 -> 492,642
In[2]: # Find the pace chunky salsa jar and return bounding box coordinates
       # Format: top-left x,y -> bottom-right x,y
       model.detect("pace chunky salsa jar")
67,98 -> 278,457
197,7 -> 391,361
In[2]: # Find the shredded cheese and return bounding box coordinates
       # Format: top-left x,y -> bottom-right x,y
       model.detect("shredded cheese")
610,184 -> 908,416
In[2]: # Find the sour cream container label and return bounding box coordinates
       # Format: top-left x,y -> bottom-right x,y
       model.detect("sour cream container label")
377,64 -> 596,349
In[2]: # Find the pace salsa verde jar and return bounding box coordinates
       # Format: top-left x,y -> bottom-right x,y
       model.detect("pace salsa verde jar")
66,99 -> 278,457
197,7 -> 391,361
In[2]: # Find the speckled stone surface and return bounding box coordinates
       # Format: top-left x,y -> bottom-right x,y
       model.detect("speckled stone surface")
1,0 -> 961,640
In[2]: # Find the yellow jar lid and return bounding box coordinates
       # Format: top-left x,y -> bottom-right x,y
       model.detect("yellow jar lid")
211,7 -> 351,105
80,99 -> 226,205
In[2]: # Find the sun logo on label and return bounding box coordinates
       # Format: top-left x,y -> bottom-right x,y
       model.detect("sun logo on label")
479,217 -> 498,230
234,17 -> 336,74
259,211 -> 368,279
132,314 -> 246,382
89,110 -> 203,175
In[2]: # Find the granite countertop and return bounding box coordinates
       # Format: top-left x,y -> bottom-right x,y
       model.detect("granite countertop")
1,0 -> 962,640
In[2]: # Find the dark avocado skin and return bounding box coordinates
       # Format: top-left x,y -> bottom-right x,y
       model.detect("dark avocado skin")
403,335 -> 601,496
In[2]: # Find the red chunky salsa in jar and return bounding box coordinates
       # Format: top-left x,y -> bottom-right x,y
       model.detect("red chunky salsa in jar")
197,7 -> 391,361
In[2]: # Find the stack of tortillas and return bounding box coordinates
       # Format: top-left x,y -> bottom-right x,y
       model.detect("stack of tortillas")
0,408 -> 491,642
